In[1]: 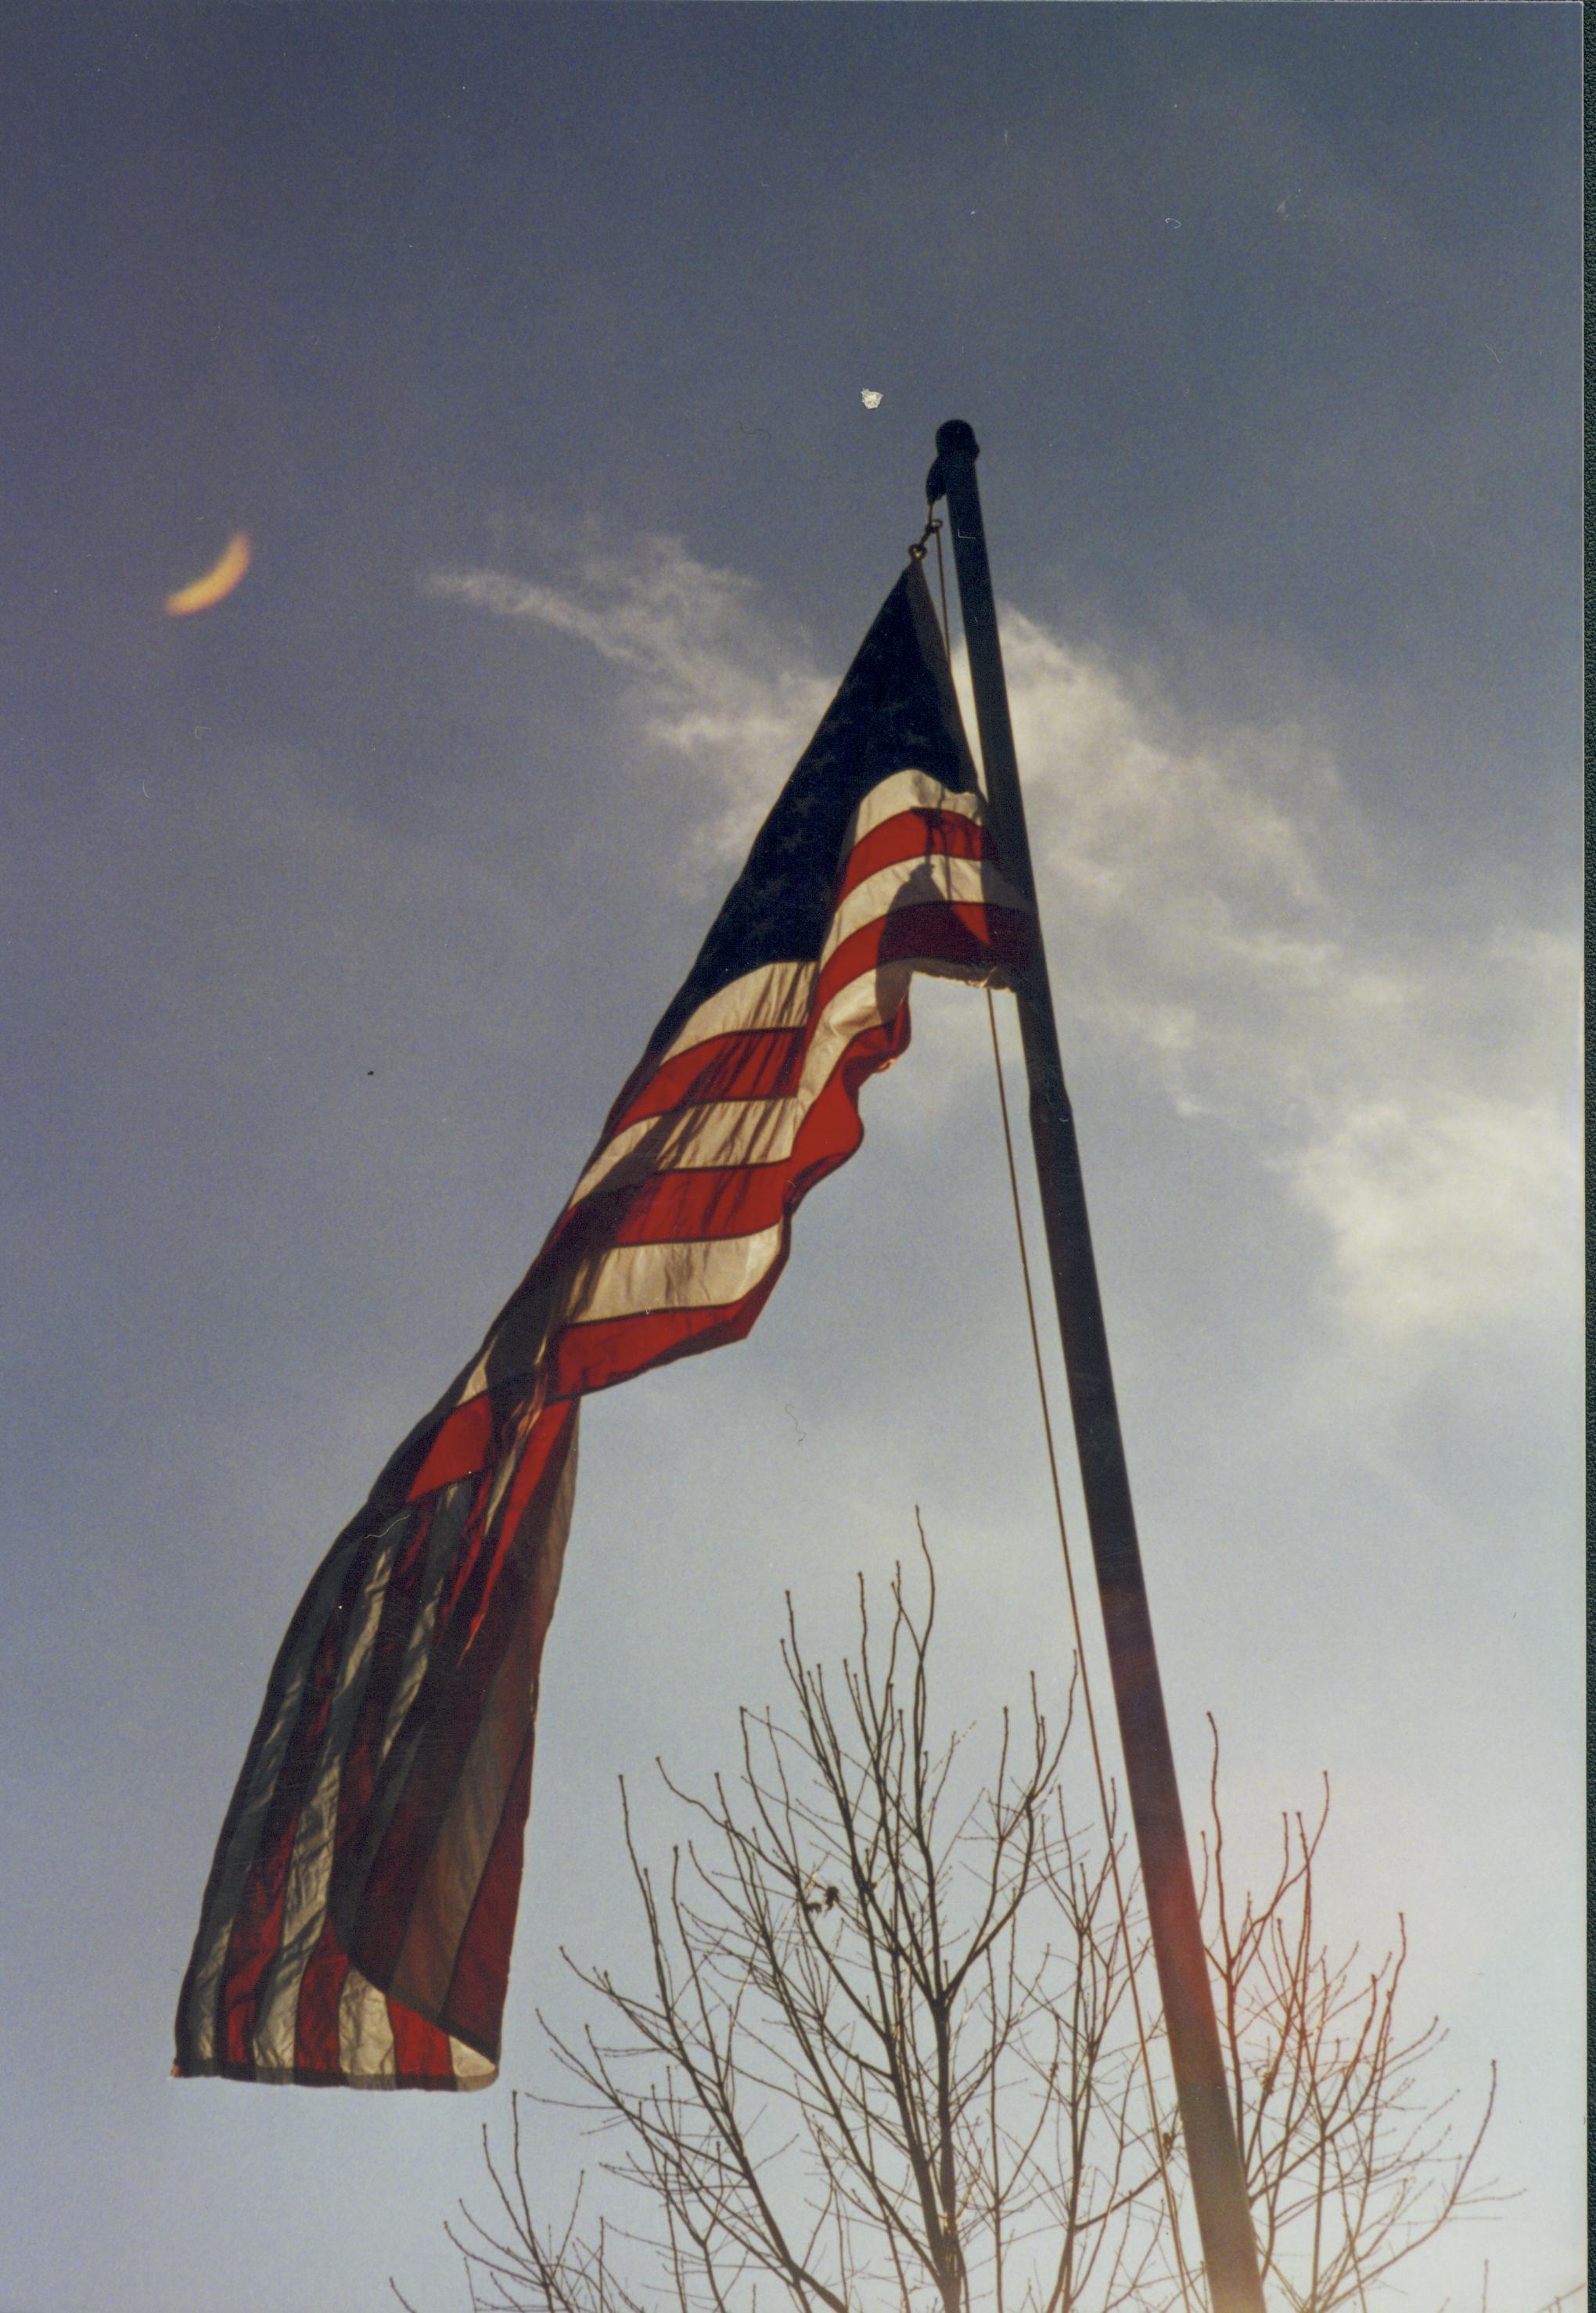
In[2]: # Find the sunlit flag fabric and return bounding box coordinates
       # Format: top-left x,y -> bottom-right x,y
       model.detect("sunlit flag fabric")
174,560 -> 1030,2088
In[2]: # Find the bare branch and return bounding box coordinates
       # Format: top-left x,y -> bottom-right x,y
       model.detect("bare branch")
404,1541 -> 1500,2313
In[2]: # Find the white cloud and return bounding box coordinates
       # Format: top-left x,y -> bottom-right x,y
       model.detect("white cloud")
1289,1082 -> 1574,1344
989,613 -> 1580,1359
426,540 -> 1580,1372
426,541 -> 832,879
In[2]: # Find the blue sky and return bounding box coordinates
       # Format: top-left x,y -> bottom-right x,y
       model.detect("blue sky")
0,9 -> 1581,2313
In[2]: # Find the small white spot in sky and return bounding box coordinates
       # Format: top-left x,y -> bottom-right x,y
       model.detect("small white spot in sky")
861,389 -> 882,410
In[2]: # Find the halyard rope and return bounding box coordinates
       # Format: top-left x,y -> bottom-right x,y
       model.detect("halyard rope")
924,515 -> 1199,2310
980,987 -> 1198,2311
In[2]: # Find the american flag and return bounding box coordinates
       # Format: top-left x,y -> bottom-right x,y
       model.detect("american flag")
174,559 -> 1030,2088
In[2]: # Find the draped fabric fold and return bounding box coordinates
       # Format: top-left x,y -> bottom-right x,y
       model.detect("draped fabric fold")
174,560 -> 1030,2087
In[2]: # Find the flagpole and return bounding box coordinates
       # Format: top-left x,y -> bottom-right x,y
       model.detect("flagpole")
926,419 -> 1267,2313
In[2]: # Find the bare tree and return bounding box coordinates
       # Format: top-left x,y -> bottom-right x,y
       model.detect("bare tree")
1199,1725 -> 1497,2313
401,1546 -> 1496,2313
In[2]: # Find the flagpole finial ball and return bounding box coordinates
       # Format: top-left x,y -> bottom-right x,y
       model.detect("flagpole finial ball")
935,419 -> 980,463
926,420 -> 980,508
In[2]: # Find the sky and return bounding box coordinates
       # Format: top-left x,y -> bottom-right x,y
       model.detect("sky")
0,6 -> 1582,2312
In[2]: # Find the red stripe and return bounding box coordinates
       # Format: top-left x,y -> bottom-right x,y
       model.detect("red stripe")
431,1434 -> 510,1634
408,1392 -> 495,1502
608,1026 -> 806,1137
332,1495 -> 448,1844
296,1955 -> 462,2083
292,1917 -> 350,2079
469,898 -> 1027,1388
324,1458 -> 519,1960
298,1922 -> 467,2085
347,1401 -> 577,2001
549,1297 -> 772,1398
214,1535 -> 377,2068
548,1005 -> 913,1398
816,894 -> 1029,1021
537,903 -> 1027,1401
538,901 -> 1028,1406
602,817 -> 994,1142
542,900 -> 1027,1266
570,1011 -> 912,1255
181,790 -> 1028,2087
836,805 -> 992,903
594,1160 -> 785,1247
433,1397 -> 569,1639
206,2049 -> 466,2089
455,1400 -> 568,1653
389,1997 -> 456,2084
440,1727 -> 535,2057
483,1400 -> 566,1554
296,1505 -> 444,2078
542,902 -> 1030,1276
310,1495 -> 458,2061
391,1452 -> 570,2049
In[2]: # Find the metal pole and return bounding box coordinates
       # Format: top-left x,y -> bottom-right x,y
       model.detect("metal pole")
926,418 -> 1267,2313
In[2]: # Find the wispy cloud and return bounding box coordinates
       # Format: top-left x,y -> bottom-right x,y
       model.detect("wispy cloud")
1289,1073 -> 1574,1344
994,612 -> 1580,1365
426,542 -> 832,877
426,538 -> 1579,1370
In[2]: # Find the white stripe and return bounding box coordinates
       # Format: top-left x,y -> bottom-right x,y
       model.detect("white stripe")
481,1391 -> 547,1539
647,786 -> 990,1078
251,1528 -> 404,2072
400,1617 -> 531,1988
371,1479 -> 473,1780
337,1966 -> 397,2083
450,2037 -> 498,2088
181,1525 -> 379,2065
842,767 -> 987,850
566,851 -> 1024,1214
573,1219 -> 786,1326
655,958 -> 818,1068
388,1426 -> 577,2031
570,967 -> 897,1209
821,849 -> 1026,970
455,826 -> 1025,1395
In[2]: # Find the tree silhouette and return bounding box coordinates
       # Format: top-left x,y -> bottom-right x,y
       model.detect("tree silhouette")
401,1545 -> 1497,2313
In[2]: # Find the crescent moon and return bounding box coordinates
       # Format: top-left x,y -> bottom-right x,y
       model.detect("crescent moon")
164,530 -> 252,617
